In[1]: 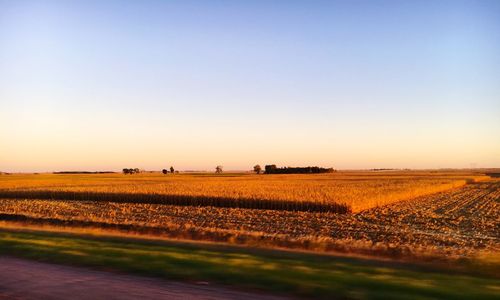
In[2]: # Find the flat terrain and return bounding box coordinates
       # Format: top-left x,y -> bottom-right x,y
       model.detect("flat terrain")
0,229 -> 498,299
0,172 -> 498,298
0,172 -> 487,212
0,257 -> 287,300
0,178 -> 497,259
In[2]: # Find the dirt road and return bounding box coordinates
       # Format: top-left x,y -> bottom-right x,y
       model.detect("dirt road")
0,257 -> 288,300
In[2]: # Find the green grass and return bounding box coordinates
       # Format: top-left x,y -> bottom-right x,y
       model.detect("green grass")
0,228 -> 498,299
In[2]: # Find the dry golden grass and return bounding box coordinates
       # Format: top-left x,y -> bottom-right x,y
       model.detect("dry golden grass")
0,171 -> 488,213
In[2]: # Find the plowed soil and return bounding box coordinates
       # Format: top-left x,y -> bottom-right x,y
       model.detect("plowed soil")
0,180 -> 498,258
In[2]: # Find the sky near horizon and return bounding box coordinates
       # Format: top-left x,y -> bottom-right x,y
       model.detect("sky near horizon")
1,0 -> 499,172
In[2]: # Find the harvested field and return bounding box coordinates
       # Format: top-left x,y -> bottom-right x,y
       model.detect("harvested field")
0,172 -> 487,213
0,179 -> 498,259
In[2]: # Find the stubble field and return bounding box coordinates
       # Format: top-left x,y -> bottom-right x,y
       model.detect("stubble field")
0,171 -> 497,260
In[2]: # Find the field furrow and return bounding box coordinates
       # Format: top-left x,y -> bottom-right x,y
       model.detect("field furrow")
0,179 -> 498,260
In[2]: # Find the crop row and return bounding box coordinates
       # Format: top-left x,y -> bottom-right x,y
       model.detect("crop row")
0,172 -> 488,213
0,190 -> 350,213
0,180 -> 498,259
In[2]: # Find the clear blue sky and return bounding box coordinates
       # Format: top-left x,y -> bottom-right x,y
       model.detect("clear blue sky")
1,0 -> 499,172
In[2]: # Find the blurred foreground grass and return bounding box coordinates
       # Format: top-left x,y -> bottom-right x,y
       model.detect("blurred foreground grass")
0,228 -> 498,299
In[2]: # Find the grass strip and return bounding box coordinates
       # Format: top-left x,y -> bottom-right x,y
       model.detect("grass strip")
0,228 -> 498,299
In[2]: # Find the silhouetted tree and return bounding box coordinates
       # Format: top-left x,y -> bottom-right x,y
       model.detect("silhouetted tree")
253,164 -> 262,174
170,166 -> 175,173
215,165 -> 223,173
123,168 -> 142,174
264,165 -> 335,174
162,169 -> 168,175
265,165 -> 277,174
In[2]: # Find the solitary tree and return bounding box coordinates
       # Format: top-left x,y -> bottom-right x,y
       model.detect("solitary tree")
134,168 -> 140,174
170,166 -> 175,173
162,169 -> 168,175
215,165 -> 223,173
253,164 -> 262,174
122,168 -> 130,175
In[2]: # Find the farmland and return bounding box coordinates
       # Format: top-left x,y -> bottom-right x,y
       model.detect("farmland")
0,171 -> 497,260
0,171 -> 488,213
0,171 -> 499,298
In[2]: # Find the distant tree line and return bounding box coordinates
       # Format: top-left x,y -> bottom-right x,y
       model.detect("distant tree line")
264,165 -> 335,174
122,168 -> 141,174
162,166 -> 177,174
119,164 -> 334,175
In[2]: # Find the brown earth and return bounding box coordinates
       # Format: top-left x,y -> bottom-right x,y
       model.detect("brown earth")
0,180 -> 498,259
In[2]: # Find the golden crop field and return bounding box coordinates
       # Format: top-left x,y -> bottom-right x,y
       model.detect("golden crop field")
0,171 -> 488,213
0,177 -> 498,260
